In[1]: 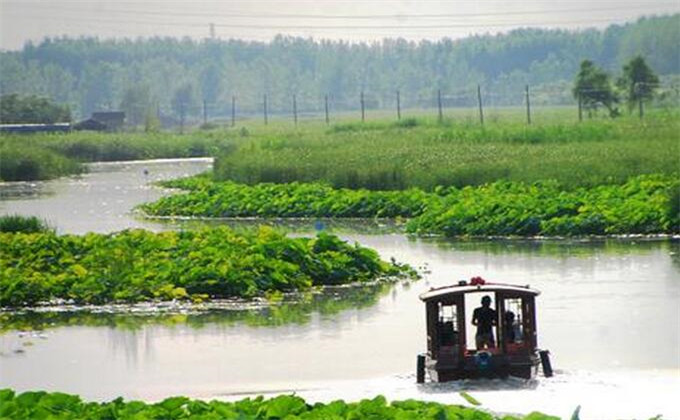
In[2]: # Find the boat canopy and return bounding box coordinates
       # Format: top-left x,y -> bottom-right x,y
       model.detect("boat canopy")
419,282 -> 540,302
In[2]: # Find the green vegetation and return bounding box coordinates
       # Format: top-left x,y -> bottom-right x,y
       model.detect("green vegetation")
573,60 -> 619,117
142,176 -> 430,218
141,175 -> 679,237
0,131 -> 230,181
0,143 -> 83,181
409,175 -> 679,236
618,56 -> 660,110
0,94 -> 71,124
0,227 -> 415,307
0,215 -> 52,233
0,390 -> 560,420
214,113 -> 679,190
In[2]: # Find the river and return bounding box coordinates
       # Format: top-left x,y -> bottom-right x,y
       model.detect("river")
0,158 -> 678,420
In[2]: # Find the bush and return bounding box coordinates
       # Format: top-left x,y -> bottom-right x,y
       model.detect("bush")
0,145 -> 82,181
0,215 -> 52,233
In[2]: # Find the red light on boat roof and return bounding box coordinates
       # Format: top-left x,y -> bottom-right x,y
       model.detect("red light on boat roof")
470,276 -> 486,286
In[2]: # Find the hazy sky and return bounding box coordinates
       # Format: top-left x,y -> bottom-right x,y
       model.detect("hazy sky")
1,0 -> 678,50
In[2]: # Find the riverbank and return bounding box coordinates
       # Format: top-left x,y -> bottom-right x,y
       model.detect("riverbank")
0,131 -> 228,181
2,111 -> 678,186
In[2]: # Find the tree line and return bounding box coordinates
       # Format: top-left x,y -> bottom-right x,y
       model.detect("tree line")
0,14 -> 677,123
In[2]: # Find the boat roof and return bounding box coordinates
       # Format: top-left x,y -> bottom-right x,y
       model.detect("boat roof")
419,282 -> 540,302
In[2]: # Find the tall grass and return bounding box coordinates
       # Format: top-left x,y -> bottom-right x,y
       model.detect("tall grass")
0,131 -> 233,181
0,145 -> 83,181
214,110 -> 680,190
0,215 -> 52,233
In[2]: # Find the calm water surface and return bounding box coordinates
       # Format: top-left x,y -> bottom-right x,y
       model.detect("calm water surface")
1,159 -> 678,420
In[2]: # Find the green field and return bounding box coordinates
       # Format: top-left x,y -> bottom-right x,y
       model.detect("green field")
213,109 -> 680,190
2,107 -> 678,187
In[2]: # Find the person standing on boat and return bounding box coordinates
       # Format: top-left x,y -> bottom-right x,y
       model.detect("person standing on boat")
472,295 -> 497,349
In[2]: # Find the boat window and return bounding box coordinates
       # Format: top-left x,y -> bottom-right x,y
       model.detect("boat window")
503,298 -> 524,344
437,303 -> 458,347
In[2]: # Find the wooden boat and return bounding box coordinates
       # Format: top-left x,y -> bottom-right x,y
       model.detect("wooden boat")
416,277 -> 552,382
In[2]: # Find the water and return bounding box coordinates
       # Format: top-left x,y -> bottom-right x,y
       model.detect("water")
0,158 -> 212,234
1,159 -> 678,419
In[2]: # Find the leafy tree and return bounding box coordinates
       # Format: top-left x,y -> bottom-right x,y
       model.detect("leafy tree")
171,83 -> 196,131
0,94 -> 71,123
120,83 -> 153,127
617,56 -> 659,110
573,60 -> 619,117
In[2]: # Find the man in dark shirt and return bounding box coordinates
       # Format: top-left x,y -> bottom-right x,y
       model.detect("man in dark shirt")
472,295 -> 497,349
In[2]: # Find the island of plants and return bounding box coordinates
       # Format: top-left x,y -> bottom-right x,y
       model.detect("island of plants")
140,174 -> 679,237
0,226 -> 416,308
0,389 -> 560,420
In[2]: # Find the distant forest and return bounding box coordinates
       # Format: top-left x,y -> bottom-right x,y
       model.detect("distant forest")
0,14 -> 678,121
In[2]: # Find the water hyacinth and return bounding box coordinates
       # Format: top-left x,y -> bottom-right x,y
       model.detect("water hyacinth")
0,227 -> 417,307
0,389 -> 562,420
140,174 -> 680,237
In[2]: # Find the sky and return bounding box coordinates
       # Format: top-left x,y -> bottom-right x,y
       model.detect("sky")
1,0 -> 679,50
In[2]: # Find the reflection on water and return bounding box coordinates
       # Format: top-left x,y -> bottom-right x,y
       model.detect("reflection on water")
157,217 -> 406,236
0,283 -> 394,333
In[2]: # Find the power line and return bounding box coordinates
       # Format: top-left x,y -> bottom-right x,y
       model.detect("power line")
5,2 -> 678,20
1,11 -> 651,31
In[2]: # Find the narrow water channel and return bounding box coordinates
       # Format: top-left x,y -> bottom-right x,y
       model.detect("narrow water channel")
1,159 -> 678,420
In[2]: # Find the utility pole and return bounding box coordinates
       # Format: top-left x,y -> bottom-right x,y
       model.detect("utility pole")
263,94 -> 268,125
360,91 -> 365,122
324,94 -> 330,125
437,89 -> 443,122
396,90 -> 401,120
231,96 -> 236,127
293,94 -> 298,126
477,84 -> 484,126
525,85 -> 531,125
202,99 -> 207,125
578,91 -> 583,122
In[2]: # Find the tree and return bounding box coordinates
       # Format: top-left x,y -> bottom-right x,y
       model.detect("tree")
573,60 -> 619,117
120,84 -> 153,127
617,56 -> 659,111
171,83 -> 196,132
0,94 -> 71,123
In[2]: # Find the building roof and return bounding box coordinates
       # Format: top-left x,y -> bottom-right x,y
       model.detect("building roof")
419,282 -> 540,302
92,111 -> 125,123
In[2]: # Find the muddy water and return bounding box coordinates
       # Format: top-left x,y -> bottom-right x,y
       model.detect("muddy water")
0,159 -> 678,420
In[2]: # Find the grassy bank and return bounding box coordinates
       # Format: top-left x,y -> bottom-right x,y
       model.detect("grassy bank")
0,227 -> 415,307
214,111 -> 680,190
0,389 -> 559,419
2,110 -> 678,186
0,131 -> 231,181
0,144 -> 83,181
140,174 -> 679,237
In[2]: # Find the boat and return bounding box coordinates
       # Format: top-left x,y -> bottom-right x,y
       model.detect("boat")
416,276 -> 552,382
